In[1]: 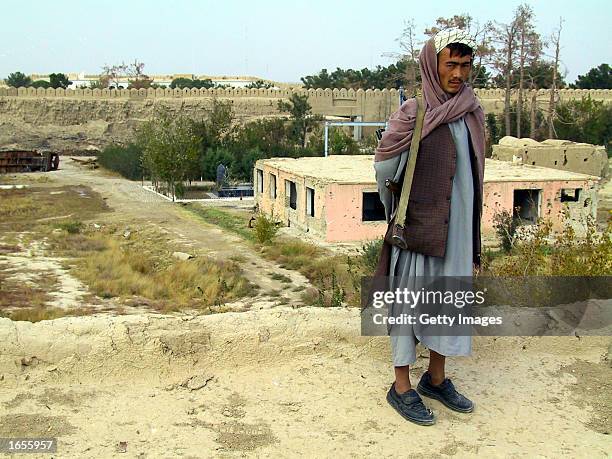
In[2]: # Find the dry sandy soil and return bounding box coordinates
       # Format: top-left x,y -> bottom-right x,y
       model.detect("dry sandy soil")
0,159 -> 610,458
1,311 -> 610,458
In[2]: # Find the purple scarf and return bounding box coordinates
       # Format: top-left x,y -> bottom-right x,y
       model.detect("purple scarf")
374,38 -> 485,162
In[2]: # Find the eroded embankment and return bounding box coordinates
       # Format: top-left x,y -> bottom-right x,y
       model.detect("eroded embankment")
0,307 -> 382,385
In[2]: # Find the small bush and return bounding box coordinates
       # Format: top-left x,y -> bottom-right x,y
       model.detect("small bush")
55,220 -> 83,234
360,238 -> 383,274
492,208 -> 521,253
486,210 -> 612,276
253,212 -> 279,244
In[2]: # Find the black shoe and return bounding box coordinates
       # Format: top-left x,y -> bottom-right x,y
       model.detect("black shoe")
386,383 -> 436,426
417,371 -> 474,413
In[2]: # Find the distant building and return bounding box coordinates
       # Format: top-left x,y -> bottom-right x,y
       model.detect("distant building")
26,73 -> 281,90
254,155 -> 599,243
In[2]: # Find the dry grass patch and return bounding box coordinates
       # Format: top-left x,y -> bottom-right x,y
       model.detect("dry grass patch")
0,174 -> 55,185
262,238 -> 367,307
188,207 -> 376,308
0,269 -> 93,322
0,185 -> 110,232
48,226 -> 257,313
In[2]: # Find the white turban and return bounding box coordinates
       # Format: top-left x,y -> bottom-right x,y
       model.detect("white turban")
433,28 -> 477,54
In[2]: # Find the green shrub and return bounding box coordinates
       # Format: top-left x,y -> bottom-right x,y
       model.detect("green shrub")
253,211 -> 279,244
199,147 -> 235,182
55,220 -> 83,234
98,143 -> 143,180
492,208 -> 521,253
359,238 -> 383,274
554,96 -> 612,154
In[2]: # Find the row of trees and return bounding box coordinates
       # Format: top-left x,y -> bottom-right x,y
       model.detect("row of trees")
4,60 -> 154,90
5,71 -> 72,89
394,9 -> 609,141
302,11 -> 610,92
99,93 -> 367,198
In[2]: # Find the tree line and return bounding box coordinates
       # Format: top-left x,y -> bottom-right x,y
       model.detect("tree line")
301,8 -> 612,145
98,93 -> 368,199
301,12 -> 611,93
4,63 -> 277,91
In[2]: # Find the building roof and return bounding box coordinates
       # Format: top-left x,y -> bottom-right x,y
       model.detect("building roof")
498,136 -> 598,149
259,155 -> 379,184
257,155 -> 597,185
483,159 -> 598,182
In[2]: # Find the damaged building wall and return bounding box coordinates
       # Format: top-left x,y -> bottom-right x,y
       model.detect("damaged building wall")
482,178 -> 598,237
254,157 -> 387,243
255,156 -> 599,243
254,162 -> 329,239
492,137 -> 609,178
324,183 -> 387,242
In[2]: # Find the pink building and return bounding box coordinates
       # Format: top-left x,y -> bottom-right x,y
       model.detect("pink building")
254,155 -> 598,243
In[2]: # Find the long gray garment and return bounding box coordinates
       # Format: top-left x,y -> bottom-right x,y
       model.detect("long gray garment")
373,117 -> 474,366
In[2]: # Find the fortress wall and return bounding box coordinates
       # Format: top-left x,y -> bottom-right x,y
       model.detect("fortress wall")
0,87 -> 609,152
2,86 -> 610,104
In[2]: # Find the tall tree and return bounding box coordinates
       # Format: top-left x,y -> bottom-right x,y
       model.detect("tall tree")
277,94 -> 322,148
548,18 -> 563,139
6,71 -> 32,88
137,110 -> 200,201
572,64 -> 612,89
493,19 -> 519,136
514,4 -> 542,138
394,19 -> 421,96
49,73 -> 72,89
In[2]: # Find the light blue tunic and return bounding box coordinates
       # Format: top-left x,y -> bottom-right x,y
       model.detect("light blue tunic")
373,117 -> 474,366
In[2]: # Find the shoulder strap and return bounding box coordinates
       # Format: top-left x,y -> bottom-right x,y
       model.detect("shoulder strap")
394,94 -> 426,228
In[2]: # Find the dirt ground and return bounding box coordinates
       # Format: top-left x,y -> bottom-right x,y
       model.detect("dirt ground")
0,159 -> 610,457
1,311 -> 610,458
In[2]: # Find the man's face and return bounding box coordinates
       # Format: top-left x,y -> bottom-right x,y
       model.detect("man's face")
437,47 -> 472,95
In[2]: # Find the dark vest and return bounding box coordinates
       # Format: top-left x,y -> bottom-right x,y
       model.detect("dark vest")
394,123 -> 483,264
371,121 -> 485,305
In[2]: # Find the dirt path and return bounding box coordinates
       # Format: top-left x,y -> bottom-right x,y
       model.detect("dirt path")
42,158 -> 312,310
0,310 -> 610,458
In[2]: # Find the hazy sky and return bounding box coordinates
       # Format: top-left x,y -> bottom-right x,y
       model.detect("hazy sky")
1,0 -> 609,84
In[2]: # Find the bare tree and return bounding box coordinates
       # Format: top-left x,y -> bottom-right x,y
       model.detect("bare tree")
102,62 -> 128,89
514,4 -> 542,138
382,18 -> 422,97
548,18 -> 563,139
126,59 -> 153,89
493,19 -> 519,136
424,14 -> 474,35
101,59 -> 151,90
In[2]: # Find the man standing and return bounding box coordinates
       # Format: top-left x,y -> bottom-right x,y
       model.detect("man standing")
373,29 -> 486,426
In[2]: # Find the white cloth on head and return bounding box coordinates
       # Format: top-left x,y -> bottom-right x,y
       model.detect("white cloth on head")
433,28 -> 476,55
